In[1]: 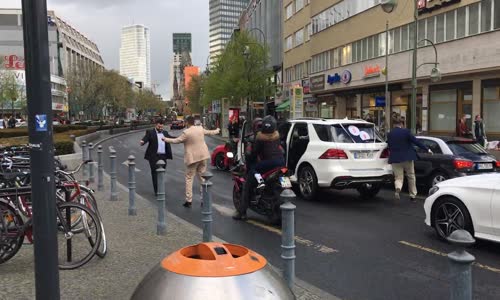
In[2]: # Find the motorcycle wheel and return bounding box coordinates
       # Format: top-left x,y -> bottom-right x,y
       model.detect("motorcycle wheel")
267,188 -> 283,226
215,153 -> 226,171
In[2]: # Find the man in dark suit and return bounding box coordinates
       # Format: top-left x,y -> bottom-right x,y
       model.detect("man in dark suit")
140,119 -> 175,195
387,119 -> 432,202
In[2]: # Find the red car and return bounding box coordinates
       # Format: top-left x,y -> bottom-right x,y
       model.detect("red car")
211,140 -> 237,171
170,120 -> 185,130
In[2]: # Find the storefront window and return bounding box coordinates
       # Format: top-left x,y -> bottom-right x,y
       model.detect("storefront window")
483,81 -> 500,133
430,89 -> 457,132
362,93 -> 384,127
319,97 -> 335,118
346,97 -> 358,119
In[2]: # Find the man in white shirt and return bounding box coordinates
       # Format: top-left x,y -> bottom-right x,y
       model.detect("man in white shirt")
140,119 -> 175,195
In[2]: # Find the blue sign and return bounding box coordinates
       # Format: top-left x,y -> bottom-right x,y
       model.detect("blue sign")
327,70 -> 352,85
375,96 -> 386,107
35,114 -> 48,132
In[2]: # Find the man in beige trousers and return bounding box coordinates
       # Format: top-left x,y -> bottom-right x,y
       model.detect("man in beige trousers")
163,116 -> 220,207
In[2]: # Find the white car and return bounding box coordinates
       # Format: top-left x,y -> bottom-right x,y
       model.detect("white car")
424,173 -> 500,242
281,118 -> 393,200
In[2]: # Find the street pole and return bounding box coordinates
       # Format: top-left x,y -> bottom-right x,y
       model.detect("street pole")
21,0 -> 60,299
411,0 -> 418,134
384,20 -> 391,135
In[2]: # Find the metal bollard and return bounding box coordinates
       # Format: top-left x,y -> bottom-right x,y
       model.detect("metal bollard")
447,230 -> 476,300
109,147 -> 118,201
280,189 -> 297,289
201,172 -> 214,242
97,145 -> 104,191
88,143 -> 95,183
82,140 -> 88,179
128,155 -> 137,216
156,160 -> 167,235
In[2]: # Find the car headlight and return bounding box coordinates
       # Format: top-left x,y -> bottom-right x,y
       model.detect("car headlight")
428,186 -> 439,197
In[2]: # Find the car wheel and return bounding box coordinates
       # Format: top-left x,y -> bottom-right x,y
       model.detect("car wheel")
357,183 -> 382,199
298,165 -> 318,201
215,153 -> 226,170
432,197 -> 473,240
429,171 -> 449,188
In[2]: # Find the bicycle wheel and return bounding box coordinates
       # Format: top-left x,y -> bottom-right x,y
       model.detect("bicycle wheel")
0,201 -> 24,264
78,191 -> 107,259
56,202 -> 102,270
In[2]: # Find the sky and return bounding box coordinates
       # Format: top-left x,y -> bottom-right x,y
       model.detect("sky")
3,0 -> 210,100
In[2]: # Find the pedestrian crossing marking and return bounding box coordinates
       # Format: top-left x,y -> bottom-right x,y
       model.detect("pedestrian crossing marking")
399,241 -> 500,274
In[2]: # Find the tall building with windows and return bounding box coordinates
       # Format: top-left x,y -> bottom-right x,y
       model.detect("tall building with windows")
283,0 -> 500,138
173,33 -> 192,54
209,0 -> 249,63
120,24 -> 151,88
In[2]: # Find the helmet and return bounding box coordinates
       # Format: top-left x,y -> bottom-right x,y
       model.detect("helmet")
261,116 -> 277,134
252,118 -> 263,133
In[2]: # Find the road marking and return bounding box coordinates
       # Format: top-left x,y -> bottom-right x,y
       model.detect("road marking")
121,161 -> 141,172
211,204 -> 338,255
399,241 -> 500,274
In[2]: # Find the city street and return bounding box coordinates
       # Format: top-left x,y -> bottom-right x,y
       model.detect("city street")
101,130 -> 500,300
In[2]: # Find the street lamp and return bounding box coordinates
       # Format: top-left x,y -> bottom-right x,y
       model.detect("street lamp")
381,0 -> 441,134
243,45 -> 251,119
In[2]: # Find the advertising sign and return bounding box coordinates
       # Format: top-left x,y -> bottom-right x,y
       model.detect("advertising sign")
292,87 -> 304,119
310,75 -> 325,92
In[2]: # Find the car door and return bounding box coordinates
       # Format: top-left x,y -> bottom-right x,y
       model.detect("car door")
414,138 -> 440,180
489,179 -> 500,236
287,123 -> 309,176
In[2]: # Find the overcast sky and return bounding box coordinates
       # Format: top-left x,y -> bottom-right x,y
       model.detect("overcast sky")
3,0 -> 210,100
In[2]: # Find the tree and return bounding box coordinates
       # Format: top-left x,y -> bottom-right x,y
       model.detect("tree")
135,89 -> 165,117
202,31 -> 275,109
184,74 -> 203,114
0,71 -> 25,117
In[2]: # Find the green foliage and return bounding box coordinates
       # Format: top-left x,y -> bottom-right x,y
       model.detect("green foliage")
184,74 -> 203,114
0,72 -> 26,115
0,125 -> 89,138
202,31 -> 275,107
135,89 -> 165,116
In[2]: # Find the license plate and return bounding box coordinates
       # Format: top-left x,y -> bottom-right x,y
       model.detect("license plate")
477,163 -> 493,170
280,177 -> 292,188
354,152 -> 373,159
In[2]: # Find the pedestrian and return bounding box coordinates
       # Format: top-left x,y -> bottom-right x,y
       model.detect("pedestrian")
8,116 -> 16,128
163,116 -> 220,208
1,116 -> 7,129
472,115 -> 487,147
140,119 -> 175,195
387,118 -> 432,202
457,114 -> 469,137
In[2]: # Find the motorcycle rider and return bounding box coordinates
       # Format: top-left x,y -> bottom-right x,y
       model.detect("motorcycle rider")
233,116 -> 285,220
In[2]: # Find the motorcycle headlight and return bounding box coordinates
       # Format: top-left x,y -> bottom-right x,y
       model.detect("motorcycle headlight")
428,186 -> 439,197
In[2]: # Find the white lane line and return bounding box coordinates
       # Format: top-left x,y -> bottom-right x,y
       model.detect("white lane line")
212,203 -> 339,255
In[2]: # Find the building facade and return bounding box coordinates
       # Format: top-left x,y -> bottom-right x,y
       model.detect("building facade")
170,33 -> 193,111
283,0 -> 500,137
0,9 -> 104,118
120,24 -> 151,88
173,33 -> 192,54
209,0 -> 249,63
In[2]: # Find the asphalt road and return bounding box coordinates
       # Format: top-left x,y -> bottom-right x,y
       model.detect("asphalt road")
100,130 -> 500,300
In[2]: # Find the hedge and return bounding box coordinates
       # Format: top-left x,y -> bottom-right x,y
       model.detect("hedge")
0,125 -> 89,138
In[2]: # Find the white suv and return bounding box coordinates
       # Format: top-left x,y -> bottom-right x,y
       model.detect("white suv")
280,118 -> 393,200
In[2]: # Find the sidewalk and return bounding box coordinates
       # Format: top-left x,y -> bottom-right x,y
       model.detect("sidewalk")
1,156 -> 339,299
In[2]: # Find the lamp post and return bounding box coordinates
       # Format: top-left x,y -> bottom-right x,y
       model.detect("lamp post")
243,45 -> 251,119
381,0 -> 441,134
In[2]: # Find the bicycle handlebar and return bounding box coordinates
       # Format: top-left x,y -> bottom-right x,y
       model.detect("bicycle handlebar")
56,160 -> 93,176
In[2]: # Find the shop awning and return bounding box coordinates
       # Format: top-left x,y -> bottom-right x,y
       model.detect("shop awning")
276,100 -> 290,112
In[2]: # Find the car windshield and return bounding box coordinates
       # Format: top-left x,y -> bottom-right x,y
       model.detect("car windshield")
447,141 -> 488,155
329,123 -> 384,143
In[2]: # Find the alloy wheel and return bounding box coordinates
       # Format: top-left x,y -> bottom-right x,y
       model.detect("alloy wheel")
432,175 -> 447,187
300,170 -> 314,196
435,202 -> 465,238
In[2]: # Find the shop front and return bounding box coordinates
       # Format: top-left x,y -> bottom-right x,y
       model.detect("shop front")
482,79 -> 500,137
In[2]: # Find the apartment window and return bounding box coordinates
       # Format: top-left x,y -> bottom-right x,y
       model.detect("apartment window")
445,11 -> 455,41
295,29 -> 304,46
378,32 -> 386,56
427,16 -> 435,42
352,41 -> 358,63
436,14 -> 445,43
469,3 -> 479,34
286,3 -> 293,20
418,19 -> 426,46
295,63 -> 303,79
296,0 -> 304,12
360,39 -> 366,61
401,25 -> 409,51
367,36 -> 374,59
389,29 -> 395,54
305,24 -> 312,41
495,0 -> 500,29
456,7 -> 466,38
306,60 -> 311,75
355,40 -> 362,62
332,48 -> 339,68
285,35 -> 293,51
481,0 -> 492,32
342,44 -> 352,65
